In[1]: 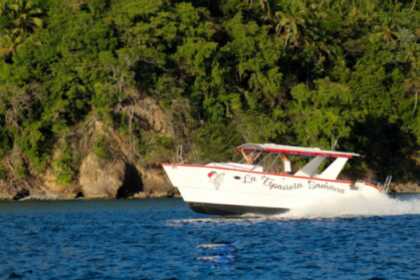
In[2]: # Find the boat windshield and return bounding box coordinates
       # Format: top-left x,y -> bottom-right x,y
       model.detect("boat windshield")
237,149 -> 348,180
238,149 -> 291,174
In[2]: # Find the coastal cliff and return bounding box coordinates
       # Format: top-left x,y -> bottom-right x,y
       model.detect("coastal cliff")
0,94 -> 189,200
0,93 -> 418,200
0,0 -> 419,199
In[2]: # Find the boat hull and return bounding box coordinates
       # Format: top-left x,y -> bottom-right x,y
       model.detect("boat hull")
162,163 -> 382,216
188,202 -> 289,216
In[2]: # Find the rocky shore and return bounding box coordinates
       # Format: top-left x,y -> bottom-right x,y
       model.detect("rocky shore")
0,162 -> 178,201
0,95 -> 418,201
0,96 -> 185,201
0,164 -> 418,201
390,182 -> 420,194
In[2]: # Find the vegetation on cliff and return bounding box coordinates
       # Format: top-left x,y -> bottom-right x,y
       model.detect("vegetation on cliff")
0,0 -> 419,196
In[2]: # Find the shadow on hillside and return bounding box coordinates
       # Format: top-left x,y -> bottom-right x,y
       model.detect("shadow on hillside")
345,116 -> 420,184
116,164 -> 143,199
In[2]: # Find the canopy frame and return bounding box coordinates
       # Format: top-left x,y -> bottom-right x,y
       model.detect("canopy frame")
237,143 -> 360,159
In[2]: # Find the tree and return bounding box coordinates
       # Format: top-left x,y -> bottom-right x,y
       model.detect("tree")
0,0 -> 419,185
0,0 -> 43,56
289,79 -> 356,148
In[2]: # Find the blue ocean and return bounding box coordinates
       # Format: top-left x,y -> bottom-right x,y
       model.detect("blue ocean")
1,195 -> 420,279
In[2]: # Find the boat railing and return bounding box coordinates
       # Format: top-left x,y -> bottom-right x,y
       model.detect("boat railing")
176,144 -> 184,163
382,175 -> 393,193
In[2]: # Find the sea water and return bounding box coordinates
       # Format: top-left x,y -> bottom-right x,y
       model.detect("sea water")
0,195 -> 419,279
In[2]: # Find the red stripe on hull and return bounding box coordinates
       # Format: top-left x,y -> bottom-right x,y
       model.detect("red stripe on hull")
162,163 -> 351,184
162,163 -> 381,192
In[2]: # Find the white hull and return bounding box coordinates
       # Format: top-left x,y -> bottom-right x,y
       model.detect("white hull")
163,163 -> 382,215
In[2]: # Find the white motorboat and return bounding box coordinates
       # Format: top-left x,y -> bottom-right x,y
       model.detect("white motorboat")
162,143 -> 390,215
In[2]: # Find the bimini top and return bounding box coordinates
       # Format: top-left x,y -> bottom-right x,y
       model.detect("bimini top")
237,143 -> 360,159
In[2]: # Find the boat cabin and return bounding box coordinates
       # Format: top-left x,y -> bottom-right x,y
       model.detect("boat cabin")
236,143 -> 360,181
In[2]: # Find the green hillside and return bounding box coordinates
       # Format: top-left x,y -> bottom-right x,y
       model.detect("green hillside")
0,0 -> 419,195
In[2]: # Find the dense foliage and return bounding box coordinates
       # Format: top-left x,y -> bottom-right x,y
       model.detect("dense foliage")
0,0 -> 419,184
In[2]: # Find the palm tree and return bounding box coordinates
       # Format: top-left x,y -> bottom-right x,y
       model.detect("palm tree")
0,0 -> 43,56
275,0 -> 312,49
404,77 -> 420,115
274,11 -> 305,49
246,0 -> 274,19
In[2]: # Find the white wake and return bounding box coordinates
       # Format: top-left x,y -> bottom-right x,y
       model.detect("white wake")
168,194 -> 420,225
279,193 -> 420,219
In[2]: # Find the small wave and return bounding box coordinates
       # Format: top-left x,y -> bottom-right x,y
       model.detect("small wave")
167,218 -> 226,226
197,255 -> 219,262
197,243 -> 228,249
167,217 -> 256,226
196,255 -> 234,264
196,242 -> 236,264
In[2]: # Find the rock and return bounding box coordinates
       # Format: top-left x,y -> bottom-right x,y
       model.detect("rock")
137,97 -> 173,134
117,96 -> 174,136
140,167 -> 178,197
13,189 -> 30,201
42,170 -> 81,199
0,180 -> 33,200
0,180 -> 15,199
391,182 -> 420,193
79,153 -> 142,199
